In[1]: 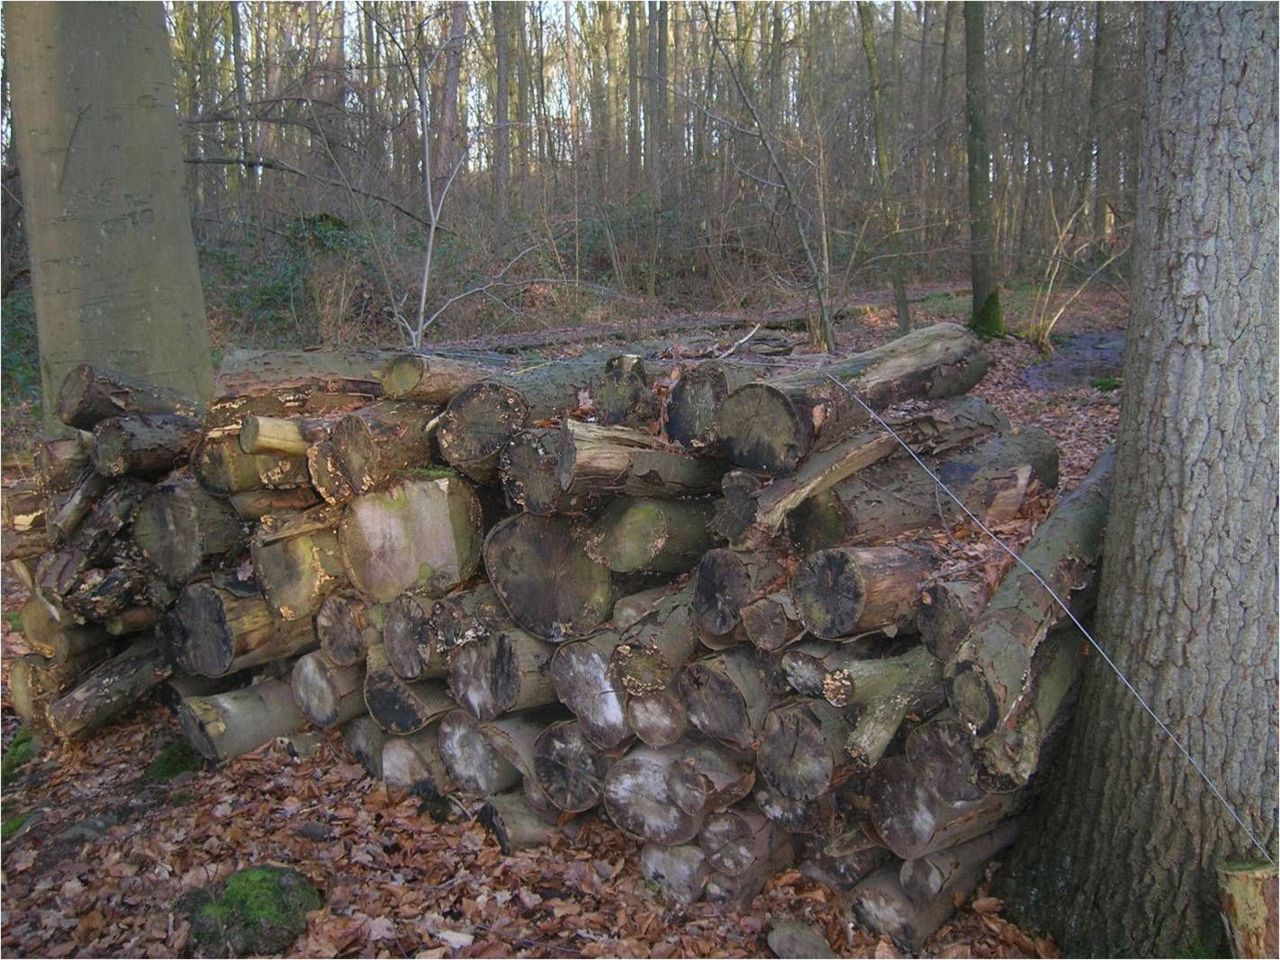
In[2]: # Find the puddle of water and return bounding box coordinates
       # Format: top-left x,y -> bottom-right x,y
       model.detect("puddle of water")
1023,331 -> 1126,390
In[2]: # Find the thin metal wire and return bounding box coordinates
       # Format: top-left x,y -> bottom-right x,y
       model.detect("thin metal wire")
824,374 -> 1276,864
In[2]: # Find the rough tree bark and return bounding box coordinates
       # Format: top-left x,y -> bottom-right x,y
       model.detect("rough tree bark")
1000,7 -> 1279,955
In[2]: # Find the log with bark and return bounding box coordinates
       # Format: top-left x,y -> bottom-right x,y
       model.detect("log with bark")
785,424 -> 1059,553
10,641 -> 122,726
306,401 -> 438,504
178,677 -> 309,763
714,324 -> 989,475
713,396 -> 1009,549
502,420 -> 727,516
132,474 -> 247,581
316,592 -> 385,667
582,498 -> 719,575
249,504 -> 347,620
291,649 -> 366,728
163,580 -> 317,677
363,643 -> 456,735
37,478 -> 148,597
483,513 -> 616,641
90,414 -> 201,478
916,578 -> 992,662
379,353 -> 497,403
36,434 -> 93,494
791,543 -> 939,640
18,591 -> 105,660
338,476 -> 483,604
448,626 -> 557,720
57,364 -> 201,431
46,637 -> 171,740
531,718 -> 610,813
237,414 -> 330,456
946,446 -> 1115,736
590,355 -> 659,427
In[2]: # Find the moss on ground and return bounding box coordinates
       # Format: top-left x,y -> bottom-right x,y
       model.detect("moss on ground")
2,812 -> 32,840
181,865 -> 321,956
147,741 -> 205,782
1,726 -> 35,782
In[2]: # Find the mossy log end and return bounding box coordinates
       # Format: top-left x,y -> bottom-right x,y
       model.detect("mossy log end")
483,513 -> 616,642
46,638 -> 171,740
436,381 -> 530,485
338,477 -> 483,605
946,446 -> 1115,736
178,678 -> 308,764
584,498 -> 719,575
90,414 -> 201,478
57,364 -> 201,431
132,474 -> 247,582
791,544 -> 939,640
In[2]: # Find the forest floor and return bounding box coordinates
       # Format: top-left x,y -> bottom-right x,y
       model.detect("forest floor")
0,282 -> 1128,959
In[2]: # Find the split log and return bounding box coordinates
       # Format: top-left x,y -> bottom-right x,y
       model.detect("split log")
132,474 -> 247,581
163,581 -> 317,677
851,821 -> 1020,951
714,323 -> 988,475
2,481 -> 50,560
692,548 -> 789,640
338,476 -> 483,604
46,638 -> 171,740
227,487 -> 322,519
625,689 -> 688,748
449,627 -> 557,720
640,843 -> 710,904
364,643 -> 456,735
342,715 -> 387,779
680,648 -> 780,752
583,498 -> 719,575
316,592 -> 385,667
192,428 -> 312,495
379,722 -> 454,798
381,594 -> 449,681
867,721 -> 1022,860
531,719 -> 610,812
90,414 -> 201,478
548,630 -> 630,749
380,353 -> 496,402
502,420 -> 727,515
250,504 -> 347,620
484,513 -> 615,641
479,791 -> 562,854
57,363 -> 200,431
916,578 -> 991,661
791,544 -> 939,640
667,360 -> 759,449
946,446 -> 1115,736
438,709 -> 547,797
423,584 -> 509,652
306,401 -> 438,504
715,396 -> 1009,549
973,625 -> 1083,791
46,469 -> 107,543
787,425 -> 1058,553
238,414 -> 329,456
1218,862 -> 1280,960
291,650 -> 365,728
178,678 -> 308,763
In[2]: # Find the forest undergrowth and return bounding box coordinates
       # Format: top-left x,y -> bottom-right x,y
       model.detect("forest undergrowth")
0,284 -> 1126,959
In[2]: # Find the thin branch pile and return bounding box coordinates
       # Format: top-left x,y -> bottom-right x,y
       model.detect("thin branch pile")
2,323 -> 1115,950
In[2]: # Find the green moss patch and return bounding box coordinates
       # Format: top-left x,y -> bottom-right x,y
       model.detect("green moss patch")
147,740 -> 205,782
1090,376 -> 1122,392
1,812 -> 32,840
1,726 -> 35,783
181,865 -> 322,957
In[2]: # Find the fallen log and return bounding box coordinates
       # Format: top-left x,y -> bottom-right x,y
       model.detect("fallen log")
291,650 -> 366,728
18,592 -> 107,660
435,382 -> 530,485
548,630 -> 629,749
449,627 -> 557,720
132,474 -> 247,582
90,414 -> 202,478
714,323 -> 988,475
714,396 -> 1008,549
946,446 -> 1115,736
10,642 -> 122,726
502,420 -> 727,516
164,580 -> 317,677
610,584 -> 699,694
583,498 -> 719,575
306,401 -> 438,504
46,637 -> 171,740
531,719 -> 610,813
251,504 -> 347,620
786,425 -> 1058,553
57,364 -> 200,431
316,592 -> 385,667
791,543 -> 939,640
37,479 -> 148,596
338,477 -> 483,604
484,513 -> 616,641
364,643 -> 456,735
178,677 -> 308,763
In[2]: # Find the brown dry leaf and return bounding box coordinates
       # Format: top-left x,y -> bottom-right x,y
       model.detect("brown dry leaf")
973,896 -> 1004,914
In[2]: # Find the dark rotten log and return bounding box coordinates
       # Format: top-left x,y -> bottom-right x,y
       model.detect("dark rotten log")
666,360 -> 759,449
692,548 -> 789,641
57,363 -> 200,431
36,434 -> 93,494
338,477 -> 483,604
192,427 -> 312,495
626,689 -> 689,748
46,469 -> 108,543
502,420 -> 727,516
178,677 -> 309,763
132,474 -> 247,581
227,487 -> 322,519
680,647 -> 781,752
306,401 -> 438,504
698,805 -> 783,876
590,355 -> 659,427
2,481 -> 50,560
483,513 -> 616,641
714,323 -> 988,475
164,580 -> 317,677
792,543 -> 940,640
90,414 -> 201,478
291,649 -> 366,728
381,594 -> 450,681
756,698 -> 857,801
425,584 -> 509,652
916,578 -> 991,662
46,638 -> 171,740
532,719 -> 610,813
946,447 -> 1115,736
316,592 -> 385,667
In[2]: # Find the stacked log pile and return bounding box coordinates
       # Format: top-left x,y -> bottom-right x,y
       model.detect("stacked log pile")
1,323 -> 1115,950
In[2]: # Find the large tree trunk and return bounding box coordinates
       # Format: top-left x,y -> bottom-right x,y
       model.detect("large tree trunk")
999,8 -> 1279,955
7,4 -> 214,434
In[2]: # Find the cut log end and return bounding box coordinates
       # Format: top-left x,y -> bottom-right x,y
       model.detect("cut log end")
693,549 -> 751,637
792,550 -> 867,641
757,701 -> 837,801
533,720 -> 608,813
